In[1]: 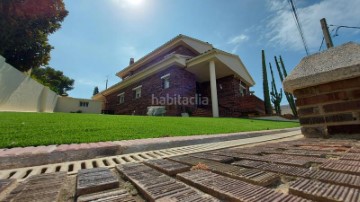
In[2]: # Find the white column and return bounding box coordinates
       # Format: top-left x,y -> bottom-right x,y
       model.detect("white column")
209,60 -> 219,117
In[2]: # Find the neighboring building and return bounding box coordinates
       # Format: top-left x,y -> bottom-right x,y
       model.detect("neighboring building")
280,104 -> 293,115
93,35 -> 265,117
0,55 -> 102,114
54,97 -> 102,114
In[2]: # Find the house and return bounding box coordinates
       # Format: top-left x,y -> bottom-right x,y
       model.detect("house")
92,35 -> 265,117
55,96 -> 102,114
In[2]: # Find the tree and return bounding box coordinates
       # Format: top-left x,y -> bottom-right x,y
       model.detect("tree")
269,63 -> 282,115
262,50 -> 272,115
0,0 -> 68,72
31,66 -> 74,95
93,86 -> 99,96
274,56 -> 298,117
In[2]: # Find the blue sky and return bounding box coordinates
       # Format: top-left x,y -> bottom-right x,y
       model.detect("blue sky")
48,0 -> 360,104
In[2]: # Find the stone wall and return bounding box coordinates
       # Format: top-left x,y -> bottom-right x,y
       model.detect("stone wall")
295,77 -> 360,137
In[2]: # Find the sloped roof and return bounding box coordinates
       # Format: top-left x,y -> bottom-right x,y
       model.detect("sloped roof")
187,48 -> 255,86
116,34 -> 213,78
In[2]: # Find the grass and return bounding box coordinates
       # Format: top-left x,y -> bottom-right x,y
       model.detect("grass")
0,112 -> 299,148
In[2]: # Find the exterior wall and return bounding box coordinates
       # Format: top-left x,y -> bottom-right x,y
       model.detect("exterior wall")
280,105 -> 293,115
105,65 -> 197,116
198,75 -> 264,117
0,56 -> 58,112
54,97 -> 102,114
294,77 -> 360,137
122,45 -> 197,78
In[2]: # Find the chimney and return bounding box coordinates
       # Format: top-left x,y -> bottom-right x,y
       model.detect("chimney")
129,58 -> 135,65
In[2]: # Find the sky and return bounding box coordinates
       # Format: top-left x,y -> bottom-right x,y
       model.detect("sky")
48,0 -> 360,104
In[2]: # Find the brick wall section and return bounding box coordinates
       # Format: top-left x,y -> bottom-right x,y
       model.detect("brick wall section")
105,65 -> 197,116
198,76 -> 265,117
123,46 -> 197,78
294,77 -> 360,137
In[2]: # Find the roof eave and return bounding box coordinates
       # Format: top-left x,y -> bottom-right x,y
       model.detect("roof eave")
93,54 -> 188,99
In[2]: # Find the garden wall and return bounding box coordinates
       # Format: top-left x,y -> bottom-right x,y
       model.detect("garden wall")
0,55 -> 58,112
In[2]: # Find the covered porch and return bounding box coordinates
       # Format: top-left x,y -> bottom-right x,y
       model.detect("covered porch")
185,49 -> 264,117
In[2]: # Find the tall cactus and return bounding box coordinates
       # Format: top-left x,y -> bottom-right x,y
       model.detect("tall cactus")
275,56 -> 298,117
262,50 -> 272,115
269,63 -> 282,115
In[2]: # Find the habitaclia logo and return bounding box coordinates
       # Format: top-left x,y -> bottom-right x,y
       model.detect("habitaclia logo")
152,94 -> 209,105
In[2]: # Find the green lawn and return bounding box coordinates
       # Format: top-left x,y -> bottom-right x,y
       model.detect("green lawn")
0,112 -> 299,148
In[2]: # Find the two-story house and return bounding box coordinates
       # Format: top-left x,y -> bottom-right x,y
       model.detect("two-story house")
93,35 -> 265,117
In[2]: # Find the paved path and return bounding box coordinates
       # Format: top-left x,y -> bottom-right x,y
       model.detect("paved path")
0,128 -> 299,169
0,136 -> 359,202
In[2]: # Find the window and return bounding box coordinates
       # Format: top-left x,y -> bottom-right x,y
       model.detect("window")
133,85 -> 142,99
161,74 -> 170,89
239,81 -> 247,96
79,101 -> 89,107
118,92 -> 125,104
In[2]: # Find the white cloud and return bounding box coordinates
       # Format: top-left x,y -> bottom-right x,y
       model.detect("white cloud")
227,34 -> 249,53
228,34 -> 249,45
267,0 -> 287,11
265,0 -> 360,52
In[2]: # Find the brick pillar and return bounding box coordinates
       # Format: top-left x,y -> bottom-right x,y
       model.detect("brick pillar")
283,42 -> 360,138
294,77 -> 360,137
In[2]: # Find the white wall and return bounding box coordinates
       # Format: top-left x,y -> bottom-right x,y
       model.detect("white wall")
55,97 -> 102,114
0,56 -> 58,112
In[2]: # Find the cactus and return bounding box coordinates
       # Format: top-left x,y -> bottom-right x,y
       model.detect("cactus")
275,56 -> 298,117
262,50 -> 272,115
269,63 -> 282,115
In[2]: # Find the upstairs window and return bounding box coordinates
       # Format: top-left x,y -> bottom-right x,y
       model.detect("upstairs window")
161,74 -> 170,89
79,101 -> 89,107
133,85 -> 142,99
239,81 -> 247,96
118,92 -> 125,104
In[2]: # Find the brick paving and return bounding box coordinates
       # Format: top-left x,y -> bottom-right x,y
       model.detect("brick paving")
0,128 -> 299,170
0,137 -> 360,202
76,168 -> 119,196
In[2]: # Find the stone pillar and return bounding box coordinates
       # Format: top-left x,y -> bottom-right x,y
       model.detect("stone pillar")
283,42 -> 360,138
209,60 -> 219,117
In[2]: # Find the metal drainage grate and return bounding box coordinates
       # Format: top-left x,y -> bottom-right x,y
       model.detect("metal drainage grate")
0,131 -> 302,181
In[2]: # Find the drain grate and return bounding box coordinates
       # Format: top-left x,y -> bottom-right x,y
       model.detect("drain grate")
0,131 -> 302,181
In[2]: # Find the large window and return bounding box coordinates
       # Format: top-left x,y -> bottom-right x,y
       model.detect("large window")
118,92 -> 125,104
161,73 -> 170,89
133,85 -> 142,99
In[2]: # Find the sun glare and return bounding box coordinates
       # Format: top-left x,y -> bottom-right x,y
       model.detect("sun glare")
127,0 -> 143,6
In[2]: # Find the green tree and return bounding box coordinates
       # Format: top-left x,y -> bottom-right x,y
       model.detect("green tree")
31,67 -> 74,95
93,86 -> 99,96
274,56 -> 298,117
269,63 -> 282,115
0,0 -> 68,72
262,50 -> 272,115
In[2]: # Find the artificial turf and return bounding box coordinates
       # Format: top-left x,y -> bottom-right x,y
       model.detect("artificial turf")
0,112 -> 299,148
